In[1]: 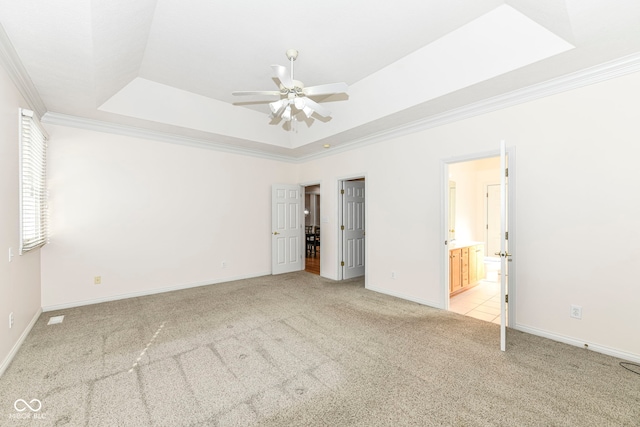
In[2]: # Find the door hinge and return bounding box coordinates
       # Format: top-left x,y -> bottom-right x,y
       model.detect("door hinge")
505,294 -> 509,303
505,231 -> 509,240
341,261 -> 345,267
340,189 -> 345,194
505,168 -> 509,178
341,225 -> 345,230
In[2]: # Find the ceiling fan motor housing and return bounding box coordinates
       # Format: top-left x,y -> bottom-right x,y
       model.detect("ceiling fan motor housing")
281,80 -> 304,95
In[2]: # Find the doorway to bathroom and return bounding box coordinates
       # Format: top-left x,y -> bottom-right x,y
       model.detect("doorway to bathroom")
442,143 -> 516,350
447,157 -> 502,323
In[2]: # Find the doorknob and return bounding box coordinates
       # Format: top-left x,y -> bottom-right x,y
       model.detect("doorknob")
494,251 -> 512,257
273,232 -> 280,235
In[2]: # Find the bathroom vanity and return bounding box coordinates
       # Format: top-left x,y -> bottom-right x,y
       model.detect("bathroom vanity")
449,242 -> 485,296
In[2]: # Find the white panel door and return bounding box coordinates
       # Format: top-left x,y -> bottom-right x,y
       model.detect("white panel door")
343,181 -> 365,279
272,184 -> 302,275
499,140 -> 509,351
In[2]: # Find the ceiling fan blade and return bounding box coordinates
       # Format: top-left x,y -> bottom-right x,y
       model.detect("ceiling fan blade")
232,90 -> 281,96
271,64 -> 293,88
303,82 -> 348,97
303,98 -> 331,117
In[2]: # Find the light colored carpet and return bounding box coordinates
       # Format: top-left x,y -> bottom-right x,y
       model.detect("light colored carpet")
1,271 -> 638,426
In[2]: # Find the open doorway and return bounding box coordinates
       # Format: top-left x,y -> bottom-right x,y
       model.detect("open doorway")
446,156 -> 504,324
304,185 -> 321,275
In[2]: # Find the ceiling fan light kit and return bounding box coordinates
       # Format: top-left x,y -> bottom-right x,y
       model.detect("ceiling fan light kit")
232,49 -> 349,124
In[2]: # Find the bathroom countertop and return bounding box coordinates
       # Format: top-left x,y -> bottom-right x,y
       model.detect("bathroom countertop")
448,241 -> 484,249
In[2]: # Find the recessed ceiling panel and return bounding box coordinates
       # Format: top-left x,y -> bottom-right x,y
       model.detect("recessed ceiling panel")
137,0 -> 505,103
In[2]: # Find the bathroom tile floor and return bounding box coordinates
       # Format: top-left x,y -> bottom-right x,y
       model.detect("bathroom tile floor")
449,280 -> 506,325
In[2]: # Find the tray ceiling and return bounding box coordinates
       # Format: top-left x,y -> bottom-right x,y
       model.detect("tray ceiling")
0,0 -> 639,159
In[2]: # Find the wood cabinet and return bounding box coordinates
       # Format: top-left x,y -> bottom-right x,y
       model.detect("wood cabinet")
461,247 -> 469,287
450,244 -> 485,296
450,249 -> 461,291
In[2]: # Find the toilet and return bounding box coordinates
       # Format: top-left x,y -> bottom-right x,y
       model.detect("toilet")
484,257 -> 501,282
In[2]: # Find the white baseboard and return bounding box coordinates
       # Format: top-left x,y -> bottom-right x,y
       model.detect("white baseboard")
365,284 -> 443,309
0,307 -> 42,378
42,272 -> 270,312
514,323 -> 640,364
365,286 -> 640,364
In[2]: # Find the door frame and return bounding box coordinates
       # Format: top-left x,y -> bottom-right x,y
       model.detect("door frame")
337,174 -> 368,282
440,147 -> 517,329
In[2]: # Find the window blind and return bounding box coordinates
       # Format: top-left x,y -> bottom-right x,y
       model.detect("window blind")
19,108 -> 49,254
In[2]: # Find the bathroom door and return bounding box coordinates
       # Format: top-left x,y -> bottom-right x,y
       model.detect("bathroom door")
499,140 -> 510,351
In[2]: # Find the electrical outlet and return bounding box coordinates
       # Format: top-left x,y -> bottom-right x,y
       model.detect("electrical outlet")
570,305 -> 582,319
391,271 -> 396,279
221,261 -> 227,269
94,276 -> 101,285
8,247 -> 14,263
9,312 -> 14,329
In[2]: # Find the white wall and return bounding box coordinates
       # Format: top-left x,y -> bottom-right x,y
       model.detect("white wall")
40,126 -> 297,309
29,68 -> 640,363
298,71 -> 640,360
0,62 -> 42,374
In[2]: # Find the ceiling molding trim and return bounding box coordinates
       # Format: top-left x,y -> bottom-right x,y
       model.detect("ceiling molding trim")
0,24 -> 48,118
32,50 -> 640,165
41,112 -> 296,163
295,51 -> 640,162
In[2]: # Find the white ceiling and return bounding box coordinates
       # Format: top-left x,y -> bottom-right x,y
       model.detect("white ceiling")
1,0 -> 639,159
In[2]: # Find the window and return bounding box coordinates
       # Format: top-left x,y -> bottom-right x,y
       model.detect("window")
19,108 -> 48,254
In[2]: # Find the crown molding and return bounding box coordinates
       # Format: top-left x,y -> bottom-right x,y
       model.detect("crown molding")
41,112 -> 296,163
5,18 -> 638,164
297,51 -> 640,162
0,24 -> 47,118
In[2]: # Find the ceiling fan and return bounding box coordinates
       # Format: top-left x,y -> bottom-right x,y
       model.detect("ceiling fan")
232,49 -> 348,122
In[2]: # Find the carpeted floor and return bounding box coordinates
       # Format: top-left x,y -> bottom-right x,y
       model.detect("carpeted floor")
1,272 -> 638,426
